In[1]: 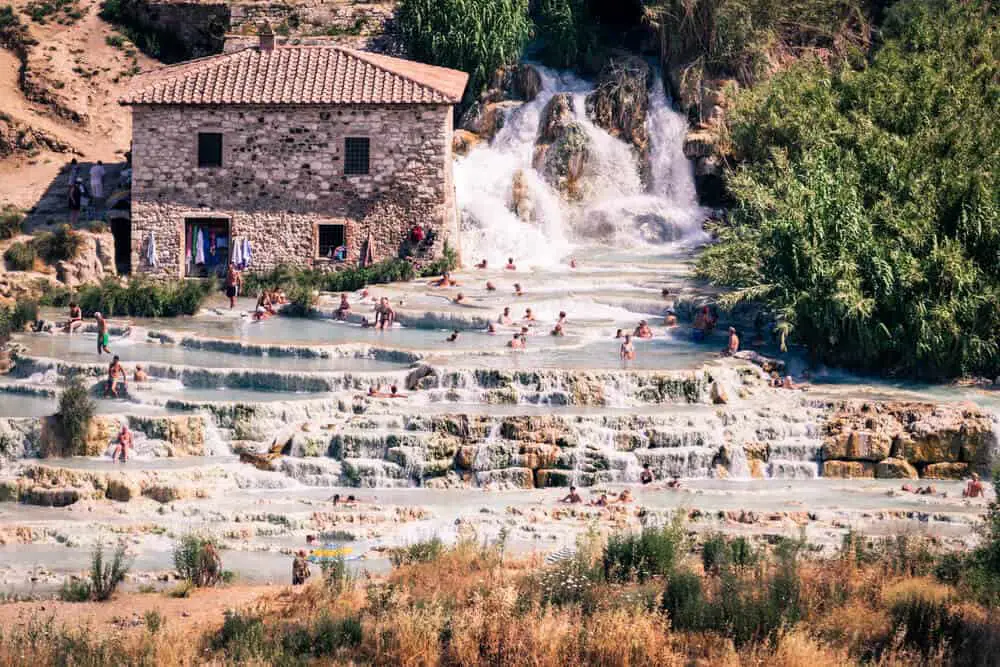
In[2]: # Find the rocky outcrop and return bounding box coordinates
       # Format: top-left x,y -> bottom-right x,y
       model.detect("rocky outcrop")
822,401 -> 996,478
54,231 -> 116,288
585,56 -> 650,182
536,122 -> 590,200
452,130 -> 480,156
822,461 -> 875,479
486,64 -> 542,103
537,93 -> 575,145
459,100 -> 521,142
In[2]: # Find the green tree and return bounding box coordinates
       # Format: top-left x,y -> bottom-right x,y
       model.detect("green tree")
396,0 -> 532,101
698,0 -> 1000,378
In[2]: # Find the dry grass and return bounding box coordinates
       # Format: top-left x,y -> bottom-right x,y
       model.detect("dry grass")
1,534 -> 998,666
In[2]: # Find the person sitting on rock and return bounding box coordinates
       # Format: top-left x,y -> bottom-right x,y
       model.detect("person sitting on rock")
65,301 -> 83,334
486,321 -> 497,334
389,385 -> 406,398
486,281 -> 496,292
334,294 -> 351,320
640,464 -> 654,485
964,473 -> 985,498
616,489 -> 634,503
111,424 -> 133,463
134,364 -> 149,383
559,486 -> 582,503
292,550 -> 311,586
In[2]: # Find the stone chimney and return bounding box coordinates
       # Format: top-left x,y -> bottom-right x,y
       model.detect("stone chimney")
258,21 -> 275,52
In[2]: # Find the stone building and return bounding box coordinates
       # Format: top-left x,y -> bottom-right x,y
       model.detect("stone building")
119,31 -> 467,278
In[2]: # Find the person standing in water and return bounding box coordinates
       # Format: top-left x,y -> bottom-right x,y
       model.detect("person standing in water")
724,327 -> 740,356
65,301 -> 83,334
292,550 -> 311,585
620,334 -> 636,361
95,312 -> 111,355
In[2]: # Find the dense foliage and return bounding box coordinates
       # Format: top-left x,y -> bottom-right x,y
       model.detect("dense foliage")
4,241 -> 35,270
396,0 -> 532,101
77,277 -> 213,317
648,0 -> 874,85
55,376 -> 95,457
534,0 -> 601,71
32,224 -> 83,263
698,0 -> 1000,378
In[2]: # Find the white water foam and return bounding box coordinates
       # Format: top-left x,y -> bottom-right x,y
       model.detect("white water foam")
455,67 -> 706,269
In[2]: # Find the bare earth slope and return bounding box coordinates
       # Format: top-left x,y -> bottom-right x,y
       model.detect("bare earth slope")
0,0 -> 156,208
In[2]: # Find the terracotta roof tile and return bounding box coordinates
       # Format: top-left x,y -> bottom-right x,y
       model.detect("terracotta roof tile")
120,46 -> 468,106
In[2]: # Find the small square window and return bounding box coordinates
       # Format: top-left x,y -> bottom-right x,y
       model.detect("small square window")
318,224 -> 346,260
344,137 -> 370,175
197,132 -> 223,168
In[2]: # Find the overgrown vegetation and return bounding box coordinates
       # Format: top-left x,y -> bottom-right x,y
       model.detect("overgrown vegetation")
698,0 -> 1000,378
534,0 -> 602,71
396,0 -> 533,101
77,277 -> 213,317
4,241 -> 36,271
53,376 -> 95,457
58,541 -> 131,602
32,224 -> 83,263
0,298 -> 38,344
0,205 -> 24,240
172,534 -> 223,587
6,495 -> 1000,665
244,245 -> 459,317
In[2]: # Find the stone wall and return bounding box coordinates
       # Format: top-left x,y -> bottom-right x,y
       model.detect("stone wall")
129,103 -> 459,277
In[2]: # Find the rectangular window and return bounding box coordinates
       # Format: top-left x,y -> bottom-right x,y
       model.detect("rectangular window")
197,132 -> 223,168
344,137 -> 370,175
317,224 -> 346,260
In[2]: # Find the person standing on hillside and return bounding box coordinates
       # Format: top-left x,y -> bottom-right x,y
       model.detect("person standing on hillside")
89,160 -> 106,201
68,178 -> 84,226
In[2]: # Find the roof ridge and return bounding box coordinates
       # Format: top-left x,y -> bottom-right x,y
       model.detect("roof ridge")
337,47 -> 449,99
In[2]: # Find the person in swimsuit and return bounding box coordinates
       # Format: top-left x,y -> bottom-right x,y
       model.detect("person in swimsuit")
634,320 -> 653,339
95,312 -> 111,355
486,281 -> 496,291
65,301 -> 83,334
724,327 -> 740,356
475,259 -> 488,269
105,355 -> 126,397
134,365 -> 149,383
513,283 -> 524,297
620,334 -> 636,361
559,486 -> 582,503
111,424 -> 133,462
499,307 -> 513,326
446,329 -> 460,342
505,258 -> 516,270
225,264 -> 242,309
334,294 -> 351,320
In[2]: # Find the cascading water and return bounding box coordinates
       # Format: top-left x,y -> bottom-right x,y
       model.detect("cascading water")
455,66 -> 706,269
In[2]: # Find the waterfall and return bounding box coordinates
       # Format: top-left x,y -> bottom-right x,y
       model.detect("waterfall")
727,445 -> 751,480
200,412 -> 233,457
455,66 -> 706,269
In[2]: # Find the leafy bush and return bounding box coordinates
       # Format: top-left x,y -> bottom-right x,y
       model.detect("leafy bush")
662,568 -> 707,629
173,534 -> 223,587
77,277 -> 212,317
388,537 -> 444,567
967,471 -> 1000,606
4,241 -> 36,270
697,0 -> 1000,378
36,280 -> 72,307
418,241 -> 459,278
534,0 -> 601,71
649,0 -> 872,86
321,555 -> 354,594
281,612 -> 363,657
0,205 -> 24,240
33,224 -> 83,263
603,516 -> 686,583
144,609 -> 163,634
211,611 -> 267,662
396,0 -> 532,101
89,540 -> 131,601
55,376 -> 95,457
57,541 -> 131,602
58,578 -> 92,602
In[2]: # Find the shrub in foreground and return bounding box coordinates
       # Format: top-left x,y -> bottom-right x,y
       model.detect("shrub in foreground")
58,541 -> 131,602
603,516 -> 686,583
173,534 -> 223,587
33,224 -> 83,263
0,206 -> 24,240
